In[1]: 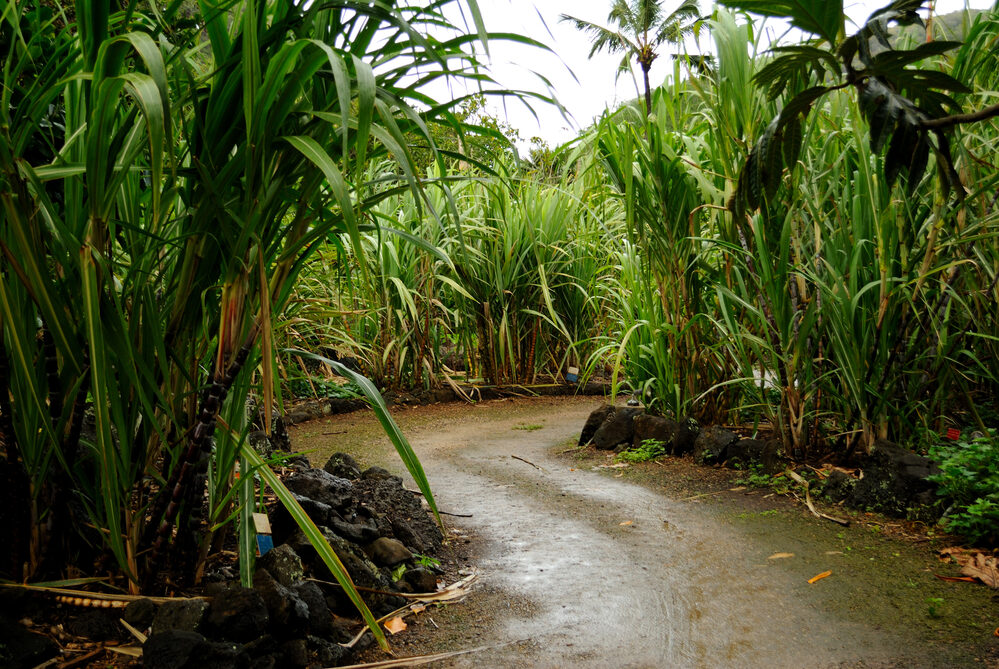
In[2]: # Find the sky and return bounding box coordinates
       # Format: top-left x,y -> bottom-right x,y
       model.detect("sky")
438,0 -> 996,151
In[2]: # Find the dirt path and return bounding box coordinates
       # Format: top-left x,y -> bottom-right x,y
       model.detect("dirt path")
290,396 -> 998,668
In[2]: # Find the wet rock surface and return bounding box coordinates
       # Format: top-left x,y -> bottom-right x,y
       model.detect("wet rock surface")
589,406 -> 643,450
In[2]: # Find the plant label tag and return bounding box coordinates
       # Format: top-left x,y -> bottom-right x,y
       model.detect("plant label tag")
256,534 -> 274,557
252,512 -> 272,535
566,366 -> 579,384
943,427 -> 961,441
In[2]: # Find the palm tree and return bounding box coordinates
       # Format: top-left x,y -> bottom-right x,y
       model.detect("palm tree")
562,0 -> 702,116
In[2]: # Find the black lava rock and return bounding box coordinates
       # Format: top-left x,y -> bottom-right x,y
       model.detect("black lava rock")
123,598 -> 158,630
253,570 -> 311,639
205,587 -> 269,642
292,581 -> 335,637
848,440 -> 941,518
151,599 -> 208,634
693,426 -> 738,464
579,405 -> 616,446
591,408 -> 644,450
284,469 -> 353,510
258,544 -> 305,587
324,452 -> 362,480
365,537 -> 412,566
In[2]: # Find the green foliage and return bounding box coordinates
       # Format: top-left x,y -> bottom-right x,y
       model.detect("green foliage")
616,438 -> 669,463
719,1 -> 844,44
725,0 -> 976,220
413,553 -> 441,570
0,0 -> 543,646
289,378 -> 362,401
929,432 -> 999,545
926,596 -> 945,618
735,465 -> 791,495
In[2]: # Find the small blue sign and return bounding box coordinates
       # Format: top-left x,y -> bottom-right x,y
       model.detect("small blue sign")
256,534 -> 274,556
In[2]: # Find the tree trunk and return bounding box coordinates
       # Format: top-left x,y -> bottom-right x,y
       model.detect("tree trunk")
642,63 -> 652,117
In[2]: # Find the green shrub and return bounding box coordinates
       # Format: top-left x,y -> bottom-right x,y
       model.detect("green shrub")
289,378 -> 362,400
929,431 -> 999,545
616,439 -> 669,463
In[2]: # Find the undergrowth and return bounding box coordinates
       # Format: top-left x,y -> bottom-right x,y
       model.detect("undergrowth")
929,430 -> 999,545
616,438 -> 668,463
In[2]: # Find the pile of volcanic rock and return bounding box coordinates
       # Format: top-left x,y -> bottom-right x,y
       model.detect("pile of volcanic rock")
579,404 -> 942,520
0,453 -> 444,669
0,404 -> 448,669
578,404 -> 782,471
134,453 -> 443,669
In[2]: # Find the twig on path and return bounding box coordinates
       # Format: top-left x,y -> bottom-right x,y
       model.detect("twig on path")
680,489 -> 729,502
786,469 -> 850,527
555,446 -> 580,455
511,454 -> 545,471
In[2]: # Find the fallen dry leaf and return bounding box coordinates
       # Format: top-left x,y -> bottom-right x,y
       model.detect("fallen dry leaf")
619,520 -> 633,526
729,486 -> 747,492
960,553 -> 999,589
384,616 -> 407,635
937,549 -> 999,588
808,570 -> 832,584
939,546 -> 969,561
410,603 -> 426,614
768,552 -> 794,560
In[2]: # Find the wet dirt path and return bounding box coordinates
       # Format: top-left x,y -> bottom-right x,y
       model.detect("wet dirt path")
291,396 -> 998,668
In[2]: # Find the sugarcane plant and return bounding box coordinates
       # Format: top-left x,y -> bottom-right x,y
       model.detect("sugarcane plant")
0,0 -> 539,648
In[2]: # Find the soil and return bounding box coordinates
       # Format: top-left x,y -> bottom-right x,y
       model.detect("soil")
290,395 -> 999,668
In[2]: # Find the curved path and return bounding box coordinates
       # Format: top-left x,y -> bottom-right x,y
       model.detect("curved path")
292,396 -> 997,668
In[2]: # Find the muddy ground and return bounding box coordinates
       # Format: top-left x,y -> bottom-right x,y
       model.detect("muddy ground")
289,395 -> 999,668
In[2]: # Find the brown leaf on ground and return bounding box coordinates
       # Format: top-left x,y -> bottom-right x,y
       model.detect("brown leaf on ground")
807,570 -> 832,584
619,520 -> 633,526
960,554 -> 999,588
768,552 -> 794,560
938,549 -> 999,588
938,546 -> 970,561
385,616 -> 408,635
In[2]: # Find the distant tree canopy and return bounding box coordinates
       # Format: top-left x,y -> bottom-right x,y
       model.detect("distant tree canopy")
412,94 -> 523,174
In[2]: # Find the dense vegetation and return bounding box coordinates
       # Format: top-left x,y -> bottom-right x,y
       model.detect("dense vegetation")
282,1 -> 999,540
1,0 -> 997,641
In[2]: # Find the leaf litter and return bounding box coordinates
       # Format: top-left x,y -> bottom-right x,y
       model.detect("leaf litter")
938,548 -> 999,588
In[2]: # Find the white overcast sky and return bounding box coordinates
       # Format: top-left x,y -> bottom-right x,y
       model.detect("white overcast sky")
437,1 -> 996,150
